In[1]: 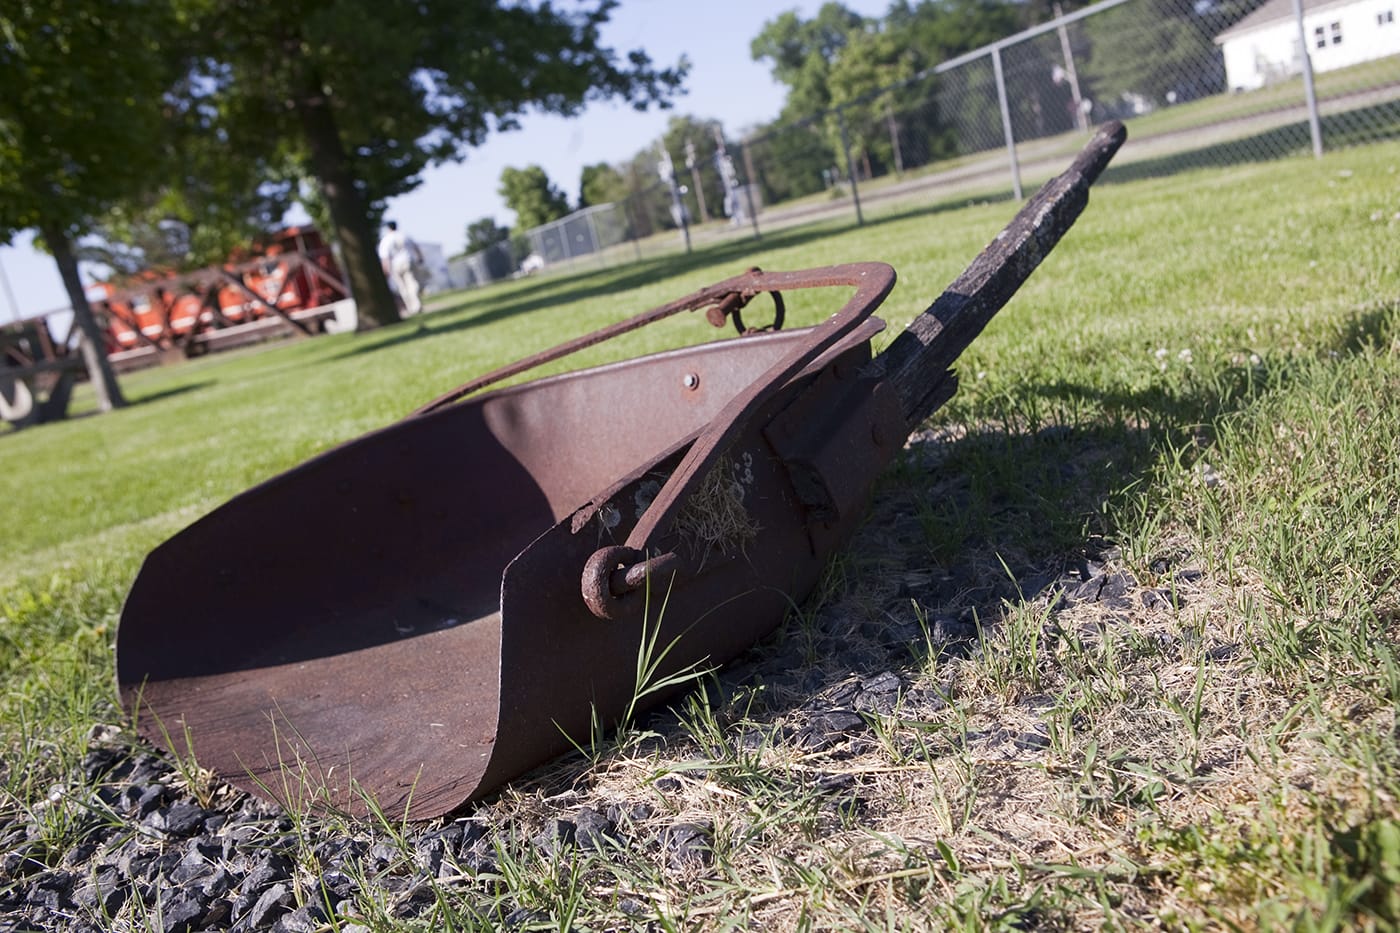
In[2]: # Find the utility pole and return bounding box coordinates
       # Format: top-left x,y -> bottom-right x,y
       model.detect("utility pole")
657,144 -> 692,254
684,138 -> 710,224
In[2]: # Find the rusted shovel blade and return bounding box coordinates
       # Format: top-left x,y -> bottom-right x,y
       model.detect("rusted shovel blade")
117,317 -> 891,819
118,122 -> 1125,821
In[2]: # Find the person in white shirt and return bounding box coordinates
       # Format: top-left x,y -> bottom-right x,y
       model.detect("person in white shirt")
377,221 -> 424,316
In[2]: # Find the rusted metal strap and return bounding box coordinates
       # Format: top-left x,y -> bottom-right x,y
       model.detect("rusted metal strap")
617,263 -> 895,552
579,262 -> 897,618
411,268 -> 789,417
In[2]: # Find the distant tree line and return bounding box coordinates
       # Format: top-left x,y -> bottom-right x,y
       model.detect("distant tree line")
469,0 -> 1264,258
739,0 -> 1267,206
459,113 -> 740,261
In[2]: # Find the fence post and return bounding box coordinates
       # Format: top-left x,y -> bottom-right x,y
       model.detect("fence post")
585,208 -> 606,268
1053,2 -> 1088,131
837,106 -> 865,226
1290,0 -> 1325,157
990,46 -> 1023,201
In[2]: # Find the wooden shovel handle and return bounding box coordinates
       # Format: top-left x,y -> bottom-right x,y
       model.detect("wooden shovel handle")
879,120 -> 1127,430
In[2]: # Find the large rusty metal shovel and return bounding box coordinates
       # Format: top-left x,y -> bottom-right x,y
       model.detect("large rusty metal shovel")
117,123 -> 1125,820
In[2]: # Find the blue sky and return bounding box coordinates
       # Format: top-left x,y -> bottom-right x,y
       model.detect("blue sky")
1,0 -> 889,322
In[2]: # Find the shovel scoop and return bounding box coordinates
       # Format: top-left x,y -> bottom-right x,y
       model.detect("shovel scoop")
117,123 -> 1125,820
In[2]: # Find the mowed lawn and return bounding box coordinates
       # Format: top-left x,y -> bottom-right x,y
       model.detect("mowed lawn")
2,138 -> 1398,929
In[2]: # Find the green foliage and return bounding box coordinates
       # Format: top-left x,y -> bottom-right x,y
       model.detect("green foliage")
498,164 -> 571,232
827,26 -> 920,177
185,0 -> 682,210
0,0 -> 185,408
1196,0 -> 1274,39
750,121 -> 836,205
751,3 -> 871,119
615,152 -> 673,238
0,0 -> 182,242
1331,818 -> 1400,924
749,0 -> 1044,193
659,114 -> 729,223
463,216 -> 512,256
579,162 -> 629,208
886,0 -> 1025,63
171,0 -> 685,325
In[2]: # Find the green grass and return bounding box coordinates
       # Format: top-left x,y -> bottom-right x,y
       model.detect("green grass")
1108,54 -> 1400,141
2,138 -> 1399,929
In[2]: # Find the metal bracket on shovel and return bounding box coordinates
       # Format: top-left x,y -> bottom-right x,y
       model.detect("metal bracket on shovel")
580,262 -> 897,620
413,266 -> 813,417
116,122 -> 1126,821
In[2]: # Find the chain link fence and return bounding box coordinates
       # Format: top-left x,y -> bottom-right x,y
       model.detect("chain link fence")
514,135 -> 768,272
508,0 -> 1397,277
745,0 -> 1397,230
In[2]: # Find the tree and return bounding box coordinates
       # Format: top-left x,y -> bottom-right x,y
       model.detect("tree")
498,165 -> 571,233
827,27 -> 919,178
885,0 -> 1024,65
751,3 -> 870,120
659,116 -> 728,226
183,0 -> 683,328
579,163 -> 629,208
833,0 -> 1029,173
463,217 -> 511,256
0,0 -> 189,411
83,80 -> 298,277
615,152 -> 672,239
748,119 -> 835,205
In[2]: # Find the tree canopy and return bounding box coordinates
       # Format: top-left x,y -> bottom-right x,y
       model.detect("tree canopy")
179,0 -> 684,326
462,217 -> 512,256
82,85 -> 298,278
579,163 -> 630,209
750,3 -> 872,120
498,165 -> 571,233
659,115 -> 730,227
0,0 -> 192,410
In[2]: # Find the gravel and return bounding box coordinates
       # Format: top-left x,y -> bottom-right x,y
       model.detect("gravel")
2,435 -> 1210,930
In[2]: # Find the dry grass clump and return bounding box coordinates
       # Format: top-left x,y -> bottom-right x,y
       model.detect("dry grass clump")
673,454 -> 762,563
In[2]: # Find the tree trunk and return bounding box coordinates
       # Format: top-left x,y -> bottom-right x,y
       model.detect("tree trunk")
291,67 -> 398,329
41,221 -> 126,412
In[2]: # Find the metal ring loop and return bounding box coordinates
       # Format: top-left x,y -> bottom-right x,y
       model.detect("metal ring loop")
732,290 -> 785,335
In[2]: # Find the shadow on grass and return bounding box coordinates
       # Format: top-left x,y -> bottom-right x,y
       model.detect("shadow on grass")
525,298 -> 1400,779
0,380 -> 216,439
128,381 -> 216,408
331,192 -> 1023,364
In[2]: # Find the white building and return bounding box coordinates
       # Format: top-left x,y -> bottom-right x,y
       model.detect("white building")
1215,0 -> 1400,91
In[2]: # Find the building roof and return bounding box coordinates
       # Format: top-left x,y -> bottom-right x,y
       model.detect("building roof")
1215,0 -> 1363,41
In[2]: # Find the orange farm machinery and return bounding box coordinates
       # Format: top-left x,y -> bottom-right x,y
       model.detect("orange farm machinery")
94,227 -> 353,367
